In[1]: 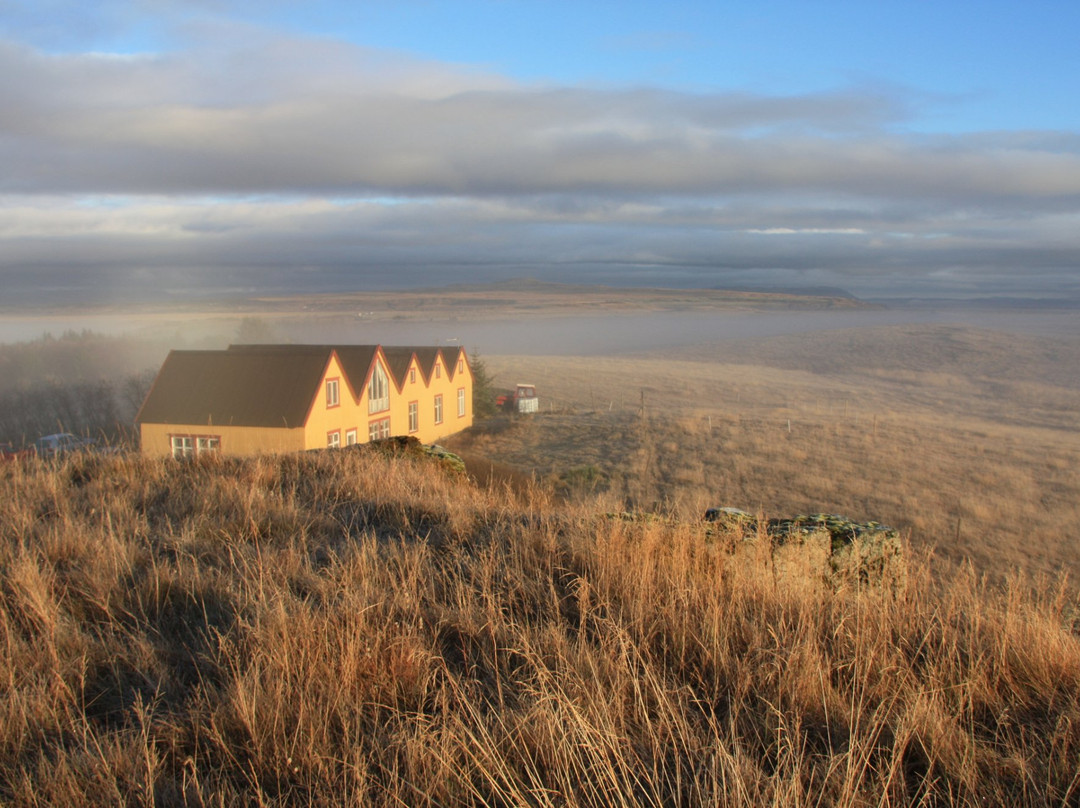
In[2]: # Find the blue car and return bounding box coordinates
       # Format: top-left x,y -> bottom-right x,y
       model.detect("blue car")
34,432 -> 97,458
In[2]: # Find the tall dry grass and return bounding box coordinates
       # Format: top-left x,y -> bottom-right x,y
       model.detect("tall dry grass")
2,450 -> 1079,805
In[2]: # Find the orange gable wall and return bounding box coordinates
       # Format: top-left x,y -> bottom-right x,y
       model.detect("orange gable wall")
360,349 -> 395,441
390,355 -> 424,440
450,350 -> 474,437
302,352 -> 369,449
386,349 -> 473,444
423,349 -> 472,443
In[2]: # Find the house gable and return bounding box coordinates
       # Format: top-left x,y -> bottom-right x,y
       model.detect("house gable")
138,343 -> 473,456
382,346 -> 445,389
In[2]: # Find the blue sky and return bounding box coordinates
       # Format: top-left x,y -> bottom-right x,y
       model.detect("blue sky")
3,0 -> 1080,302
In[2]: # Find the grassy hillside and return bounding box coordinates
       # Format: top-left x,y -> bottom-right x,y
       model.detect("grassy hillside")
2,450 -> 1078,806
461,326 -> 1080,582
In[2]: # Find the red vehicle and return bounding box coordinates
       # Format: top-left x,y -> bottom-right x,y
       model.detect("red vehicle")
0,443 -> 35,463
495,383 -> 539,414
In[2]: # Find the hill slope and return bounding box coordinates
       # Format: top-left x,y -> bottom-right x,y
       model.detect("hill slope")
2,451 -> 1078,806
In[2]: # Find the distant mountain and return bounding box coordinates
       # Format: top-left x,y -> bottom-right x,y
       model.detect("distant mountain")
870,296 -> 1080,310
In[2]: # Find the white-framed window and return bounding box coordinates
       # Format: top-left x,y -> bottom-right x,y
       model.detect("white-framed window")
368,418 -> 390,441
171,436 -> 194,459
458,358 -> 464,374
326,378 -> 340,408
171,434 -> 219,459
457,387 -> 466,417
409,368 -> 416,384
345,429 -> 358,446
408,401 -> 418,433
368,363 -> 389,414
434,394 -> 443,424
435,364 -> 441,379
327,430 -> 341,448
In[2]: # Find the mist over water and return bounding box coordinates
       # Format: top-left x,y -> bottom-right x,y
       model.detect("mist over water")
211,309 -> 1080,356
2,308 -> 1078,354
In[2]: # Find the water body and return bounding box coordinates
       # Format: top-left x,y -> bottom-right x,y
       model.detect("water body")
1,308 -> 1077,354
286,309 -> 1080,356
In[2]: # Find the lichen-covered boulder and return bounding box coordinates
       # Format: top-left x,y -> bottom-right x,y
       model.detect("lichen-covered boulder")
703,508 -> 904,587
424,444 -> 467,476
354,436 -> 466,476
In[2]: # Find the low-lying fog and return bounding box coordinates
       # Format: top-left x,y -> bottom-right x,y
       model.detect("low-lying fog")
299,309 -> 1080,355
2,307 -> 1079,355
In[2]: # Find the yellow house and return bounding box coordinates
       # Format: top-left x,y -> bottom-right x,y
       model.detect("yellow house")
136,344 -> 473,458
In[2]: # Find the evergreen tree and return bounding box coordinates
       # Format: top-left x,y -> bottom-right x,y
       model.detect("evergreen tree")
469,349 -> 498,418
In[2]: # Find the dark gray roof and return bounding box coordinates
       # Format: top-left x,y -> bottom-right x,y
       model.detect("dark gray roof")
380,346 -> 439,388
136,348 -> 334,428
379,346 -> 423,389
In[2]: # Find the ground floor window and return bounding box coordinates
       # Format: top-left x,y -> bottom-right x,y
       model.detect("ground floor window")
408,401 -> 418,433
346,429 -> 358,446
171,436 -> 193,459
457,387 -> 466,417
434,394 -> 443,424
327,430 -> 341,448
369,417 -> 391,441
171,434 -> 220,459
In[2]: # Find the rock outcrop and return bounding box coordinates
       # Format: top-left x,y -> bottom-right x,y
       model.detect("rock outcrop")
705,507 -> 903,587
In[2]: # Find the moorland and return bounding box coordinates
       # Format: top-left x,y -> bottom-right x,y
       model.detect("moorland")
1,285 -> 1079,804
450,321 -> 1080,583
2,444 -> 1078,805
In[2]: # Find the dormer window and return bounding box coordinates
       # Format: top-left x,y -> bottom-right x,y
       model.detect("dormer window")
368,363 -> 389,413
326,378 -> 340,408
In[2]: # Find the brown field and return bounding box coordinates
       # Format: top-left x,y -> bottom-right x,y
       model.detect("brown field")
253,279 -> 872,320
3,310 -> 1080,804
449,324 -> 1080,582
2,449 -> 1078,805
1,280 -> 870,330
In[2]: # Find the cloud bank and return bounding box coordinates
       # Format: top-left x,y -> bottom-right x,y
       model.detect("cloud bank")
2,27 -> 1079,302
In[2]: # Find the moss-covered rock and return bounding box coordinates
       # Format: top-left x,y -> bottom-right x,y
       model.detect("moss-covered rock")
352,436 -> 466,476
704,508 -> 903,587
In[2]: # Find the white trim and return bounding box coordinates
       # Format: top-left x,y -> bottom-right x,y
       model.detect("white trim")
368,363 -> 390,414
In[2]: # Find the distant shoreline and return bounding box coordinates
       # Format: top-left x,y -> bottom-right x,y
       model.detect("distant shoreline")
0,279 -> 876,319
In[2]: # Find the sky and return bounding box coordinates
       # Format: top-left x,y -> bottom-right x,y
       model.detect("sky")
2,0 -> 1080,305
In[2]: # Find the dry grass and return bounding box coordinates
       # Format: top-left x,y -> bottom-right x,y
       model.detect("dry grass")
458,325 -> 1080,582
3,449 -> 1080,806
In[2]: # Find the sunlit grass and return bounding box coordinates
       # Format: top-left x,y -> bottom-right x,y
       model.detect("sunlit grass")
464,344 -> 1080,582
2,450 -> 1078,805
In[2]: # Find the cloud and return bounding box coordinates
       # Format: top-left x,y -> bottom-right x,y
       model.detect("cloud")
4,29 -> 1078,203
3,194 -> 1079,299
1,24 -> 1080,300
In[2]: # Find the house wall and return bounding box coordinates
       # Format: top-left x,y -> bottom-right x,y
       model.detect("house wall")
139,422 -> 306,458
385,349 -> 472,444
423,350 -> 472,443
302,353 -> 371,449
391,356 -> 425,441
140,346 -> 473,458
